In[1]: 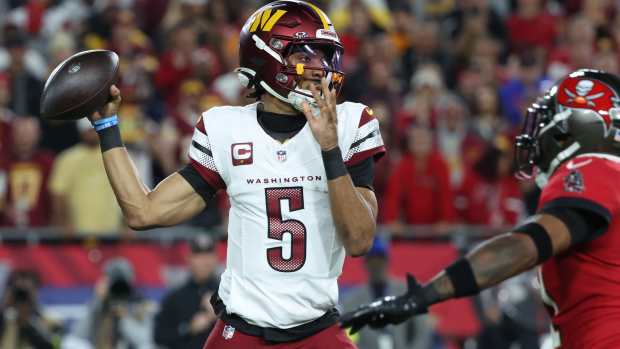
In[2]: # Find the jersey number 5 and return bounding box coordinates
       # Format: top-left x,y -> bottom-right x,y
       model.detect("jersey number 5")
265,187 -> 307,272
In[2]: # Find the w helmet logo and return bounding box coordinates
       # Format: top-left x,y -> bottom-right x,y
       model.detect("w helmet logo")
249,9 -> 287,32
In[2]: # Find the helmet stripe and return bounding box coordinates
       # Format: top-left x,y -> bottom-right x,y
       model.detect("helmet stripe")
306,2 -> 329,30
260,9 -> 272,28
249,12 -> 262,32
263,10 -> 287,31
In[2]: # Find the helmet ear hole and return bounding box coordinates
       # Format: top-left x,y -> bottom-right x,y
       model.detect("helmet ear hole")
235,67 -> 259,88
237,71 -> 253,88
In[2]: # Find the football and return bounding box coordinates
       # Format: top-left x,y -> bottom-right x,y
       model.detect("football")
40,50 -> 119,121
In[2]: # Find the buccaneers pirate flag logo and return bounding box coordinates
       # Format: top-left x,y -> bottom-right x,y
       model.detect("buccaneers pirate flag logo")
557,75 -> 620,134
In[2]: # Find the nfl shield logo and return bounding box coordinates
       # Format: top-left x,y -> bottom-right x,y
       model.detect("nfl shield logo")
276,150 -> 287,162
222,325 -> 235,340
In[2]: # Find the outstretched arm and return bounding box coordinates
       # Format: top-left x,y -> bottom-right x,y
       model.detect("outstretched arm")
92,86 -> 206,230
341,206 -> 607,332
421,213 -> 570,304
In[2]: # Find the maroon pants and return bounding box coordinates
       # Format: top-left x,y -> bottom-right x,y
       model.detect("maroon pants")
203,320 -> 357,349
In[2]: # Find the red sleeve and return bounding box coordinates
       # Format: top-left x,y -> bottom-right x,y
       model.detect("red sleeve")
344,107 -> 386,166
187,117 -> 226,191
538,155 -> 619,222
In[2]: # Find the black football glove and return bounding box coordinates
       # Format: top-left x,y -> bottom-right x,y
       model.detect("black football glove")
340,274 -> 428,334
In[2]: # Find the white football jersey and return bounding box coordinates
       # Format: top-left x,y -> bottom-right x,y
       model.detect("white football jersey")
188,101 -> 384,328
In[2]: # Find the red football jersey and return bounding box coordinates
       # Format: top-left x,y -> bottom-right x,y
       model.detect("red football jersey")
1,152 -> 55,227
538,154 -> 620,348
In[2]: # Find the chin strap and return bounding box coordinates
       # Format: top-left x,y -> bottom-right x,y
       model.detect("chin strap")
535,142 -> 581,188
237,66 -> 322,116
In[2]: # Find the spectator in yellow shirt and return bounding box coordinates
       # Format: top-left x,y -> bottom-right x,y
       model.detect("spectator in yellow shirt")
49,119 -> 122,235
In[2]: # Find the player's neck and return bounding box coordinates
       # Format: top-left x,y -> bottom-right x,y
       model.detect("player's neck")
259,94 -> 298,116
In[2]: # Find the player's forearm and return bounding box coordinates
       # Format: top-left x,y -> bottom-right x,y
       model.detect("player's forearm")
101,147 -> 153,228
422,233 -> 538,304
327,176 -> 376,256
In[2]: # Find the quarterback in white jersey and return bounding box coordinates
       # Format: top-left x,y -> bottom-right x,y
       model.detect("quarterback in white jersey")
188,100 -> 383,330
87,1 -> 383,348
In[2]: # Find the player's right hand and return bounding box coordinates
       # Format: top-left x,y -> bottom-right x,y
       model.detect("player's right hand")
89,85 -> 122,123
340,274 -> 428,334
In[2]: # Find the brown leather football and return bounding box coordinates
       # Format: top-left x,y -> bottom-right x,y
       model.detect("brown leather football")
40,50 -> 119,120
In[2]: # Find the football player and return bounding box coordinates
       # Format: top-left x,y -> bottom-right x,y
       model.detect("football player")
88,1 -> 384,348
341,69 -> 620,349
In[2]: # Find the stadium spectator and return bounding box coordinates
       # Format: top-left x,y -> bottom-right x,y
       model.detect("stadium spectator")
155,21 -> 221,108
382,123 -> 455,235
397,64 -> 448,135
73,258 -> 155,349
340,236 -> 434,349
403,20 -> 451,88
0,270 -> 55,349
506,0 -> 558,54
471,83 -> 508,142
435,94 -> 484,187
154,234 -> 220,349
0,116 -> 54,228
0,29 -> 45,116
547,15 -> 597,79
449,0 -> 507,45
0,73 -> 14,166
456,138 -> 525,227
499,52 -> 547,126
49,119 -> 122,236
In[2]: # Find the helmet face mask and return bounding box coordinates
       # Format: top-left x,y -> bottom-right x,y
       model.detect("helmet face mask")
281,42 -> 344,97
236,0 -> 344,111
515,96 -> 557,180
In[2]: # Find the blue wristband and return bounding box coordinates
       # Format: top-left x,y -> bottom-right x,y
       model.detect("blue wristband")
94,115 -> 119,132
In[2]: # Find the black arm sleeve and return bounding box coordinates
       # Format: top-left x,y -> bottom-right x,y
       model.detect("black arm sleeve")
540,198 -> 611,246
346,157 -> 375,190
178,164 -> 217,203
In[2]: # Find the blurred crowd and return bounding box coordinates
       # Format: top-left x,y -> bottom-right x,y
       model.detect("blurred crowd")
3,0 -> 619,238
0,0 -> 618,347
1,0 -> 619,237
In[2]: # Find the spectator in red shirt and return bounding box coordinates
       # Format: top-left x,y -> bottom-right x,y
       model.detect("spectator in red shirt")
0,116 -> 54,227
155,21 -> 221,108
506,0 -> 558,54
547,16 -> 596,77
382,123 -> 456,235
456,138 -> 524,228
0,73 -> 15,164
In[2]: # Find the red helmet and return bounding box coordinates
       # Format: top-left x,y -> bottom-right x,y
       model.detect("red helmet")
236,1 -> 344,109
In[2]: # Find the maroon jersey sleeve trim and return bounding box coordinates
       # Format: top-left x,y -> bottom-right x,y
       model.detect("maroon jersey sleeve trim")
344,146 -> 386,166
195,116 -> 206,133
358,107 -> 375,127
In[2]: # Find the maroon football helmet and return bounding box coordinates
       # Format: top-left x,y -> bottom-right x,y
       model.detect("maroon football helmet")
236,1 -> 344,109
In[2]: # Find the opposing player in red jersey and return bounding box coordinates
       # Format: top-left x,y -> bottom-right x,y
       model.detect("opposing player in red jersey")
342,69 -> 620,348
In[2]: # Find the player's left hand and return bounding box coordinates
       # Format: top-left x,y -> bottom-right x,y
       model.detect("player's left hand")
340,274 -> 428,334
301,78 -> 338,151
